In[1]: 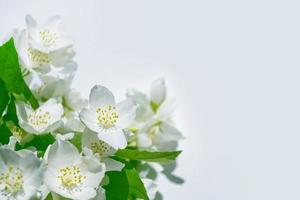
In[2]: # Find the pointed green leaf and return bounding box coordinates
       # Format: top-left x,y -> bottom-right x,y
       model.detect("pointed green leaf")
0,38 -> 38,109
103,171 -> 129,200
3,94 -> 18,124
115,149 -> 182,164
104,169 -> 149,200
0,122 -> 12,145
0,79 -> 9,117
125,169 -> 149,200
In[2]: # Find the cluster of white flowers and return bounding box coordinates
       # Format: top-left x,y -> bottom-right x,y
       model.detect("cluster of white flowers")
0,15 -> 183,200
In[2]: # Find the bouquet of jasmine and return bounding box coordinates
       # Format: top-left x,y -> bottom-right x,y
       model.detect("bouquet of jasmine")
0,15 -> 183,200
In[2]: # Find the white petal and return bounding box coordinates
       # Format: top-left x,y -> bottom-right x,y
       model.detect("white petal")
46,139 -> 79,169
160,122 -> 183,141
16,101 -> 30,122
82,128 -> 98,148
79,108 -> 100,133
149,78 -> 166,105
82,129 -> 116,158
43,120 -> 64,133
64,89 -> 87,111
44,15 -> 62,30
21,185 -> 39,200
97,129 -> 127,149
19,150 -> 43,187
116,99 -> 137,128
156,98 -> 176,120
41,99 -> 64,122
104,158 -> 124,171
19,120 -> 40,134
79,158 -> 105,187
25,15 -> 37,32
0,148 -> 20,167
55,133 -> 75,141
90,187 -> 106,200
89,85 -> 115,108
137,133 -> 152,148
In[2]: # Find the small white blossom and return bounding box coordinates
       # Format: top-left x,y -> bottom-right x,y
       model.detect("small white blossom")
127,78 -> 183,151
25,15 -> 73,53
0,147 -> 43,200
80,85 -> 137,149
44,139 -> 105,200
12,29 -> 74,75
16,99 -> 64,135
82,128 -> 124,171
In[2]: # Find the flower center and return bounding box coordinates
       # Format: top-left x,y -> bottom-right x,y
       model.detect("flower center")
90,140 -> 112,158
27,48 -> 51,67
39,29 -> 57,46
57,166 -> 86,189
28,108 -> 52,131
0,165 -> 24,197
96,105 -> 119,129
11,126 -> 24,142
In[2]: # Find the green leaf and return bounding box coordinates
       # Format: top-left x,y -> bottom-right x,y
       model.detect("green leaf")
0,38 -> 38,109
103,171 -> 129,200
0,122 -> 13,145
44,193 -> 53,200
125,169 -> 149,200
104,169 -> 149,200
3,94 -> 18,124
15,133 -> 55,156
0,79 -> 9,117
115,149 -> 182,164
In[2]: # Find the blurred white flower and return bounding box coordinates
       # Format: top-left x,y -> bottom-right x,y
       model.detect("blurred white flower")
127,78 -> 183,151
0,147 -> 43,200
25,15 -> 73,53
82,128 -> 124,171
44,139 -> 105,200
80,85 -> 137,149
16,99 -> 64,135
137,121 -> 182,151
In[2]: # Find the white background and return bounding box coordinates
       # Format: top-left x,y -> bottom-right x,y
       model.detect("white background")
1,0 -> 300,199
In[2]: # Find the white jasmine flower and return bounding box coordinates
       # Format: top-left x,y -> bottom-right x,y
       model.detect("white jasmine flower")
44,139 -> 105,200
0,147 -> 43,200
82,128 -> 124,171
80,85 -> 137,149
16,99 -> 64,135
25,15 -> 73,53
12,29 -> 74,74
127,78 -> 183,150
137,121 -> 182,151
